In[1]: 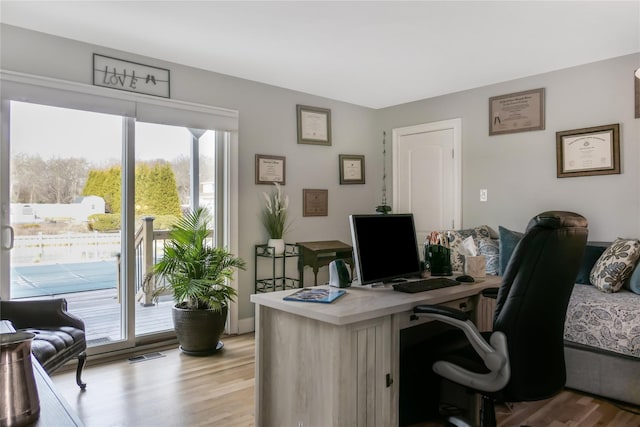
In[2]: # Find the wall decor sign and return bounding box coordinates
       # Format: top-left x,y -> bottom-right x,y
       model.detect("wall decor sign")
556,123 -> 620,178
93,54 -> 170,98
635,68 -> 640,119
339,154 -> 365,184
255,154 -> 286,185
303,189 -> 328,217
489,88 -> 545,135
297,105 -> 331,145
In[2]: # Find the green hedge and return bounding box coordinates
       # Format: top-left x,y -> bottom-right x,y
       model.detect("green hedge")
87,214 -> 120,232
87,214 -> 180,232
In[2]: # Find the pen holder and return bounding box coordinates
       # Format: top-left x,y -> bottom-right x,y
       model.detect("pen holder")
425,244 -> 453,276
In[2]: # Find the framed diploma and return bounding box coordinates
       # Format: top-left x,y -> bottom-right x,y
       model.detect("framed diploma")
635,68 -> 640,119
303,189 -> 328,217
556,124 -> 620,178
297,105 -> 331,146
489,88 -> 545,135
339,154 -> 365,184
255,154 -> 286,185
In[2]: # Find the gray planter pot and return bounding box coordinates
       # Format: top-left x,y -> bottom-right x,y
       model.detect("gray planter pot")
172,303 -> 227,356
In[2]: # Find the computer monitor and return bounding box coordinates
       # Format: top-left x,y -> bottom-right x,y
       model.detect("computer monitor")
349,213 -> 422,285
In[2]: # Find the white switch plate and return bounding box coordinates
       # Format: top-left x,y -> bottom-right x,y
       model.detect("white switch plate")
480,189 -> 488,202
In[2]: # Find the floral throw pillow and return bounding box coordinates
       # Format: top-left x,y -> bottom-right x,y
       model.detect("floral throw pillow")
444,226 -> 491,273
590,238 -> 640,293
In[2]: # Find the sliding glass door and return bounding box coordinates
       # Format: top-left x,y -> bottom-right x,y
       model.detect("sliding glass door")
1,100 -> 227,352
1,73 -> 239,354
7,101 -> 128,347
133,122 -> 218,337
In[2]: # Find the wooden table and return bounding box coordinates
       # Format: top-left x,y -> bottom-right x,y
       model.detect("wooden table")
251,276 -> 501,426
297,240 -> 353,286
0,320 -> 84,426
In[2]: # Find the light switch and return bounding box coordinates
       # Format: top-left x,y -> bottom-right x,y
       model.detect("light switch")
480,189 -> 488,202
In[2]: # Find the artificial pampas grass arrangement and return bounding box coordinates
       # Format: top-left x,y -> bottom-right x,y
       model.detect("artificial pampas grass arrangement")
262,183 -> 289,240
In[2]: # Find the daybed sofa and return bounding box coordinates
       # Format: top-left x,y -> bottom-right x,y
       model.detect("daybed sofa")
440,224 -> 640,407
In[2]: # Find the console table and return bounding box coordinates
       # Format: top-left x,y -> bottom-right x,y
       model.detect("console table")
250,276 -> 501,426
297,240 -> 353,286
0,320 -> 83,426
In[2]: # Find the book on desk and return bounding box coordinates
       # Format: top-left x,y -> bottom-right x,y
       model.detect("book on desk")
283,287 -> 346,303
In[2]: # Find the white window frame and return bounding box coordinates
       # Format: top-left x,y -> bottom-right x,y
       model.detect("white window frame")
0,70 -> 240,350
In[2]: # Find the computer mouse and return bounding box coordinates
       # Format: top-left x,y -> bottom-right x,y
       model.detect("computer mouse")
455,275 -> 475,283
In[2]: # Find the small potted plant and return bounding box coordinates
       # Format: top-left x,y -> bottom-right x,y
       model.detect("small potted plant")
153,207 -> 245,355
261,183 -> 289,255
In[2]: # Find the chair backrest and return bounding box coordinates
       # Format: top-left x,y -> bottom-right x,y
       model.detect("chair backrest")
493,211 -> 587,402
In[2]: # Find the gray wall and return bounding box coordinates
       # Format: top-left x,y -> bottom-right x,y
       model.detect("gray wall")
2,24 -> 639,327
377,53 -> 640,241
0,24 -> 379,323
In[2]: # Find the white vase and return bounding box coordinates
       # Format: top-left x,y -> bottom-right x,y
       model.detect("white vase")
267,238 -> 285,256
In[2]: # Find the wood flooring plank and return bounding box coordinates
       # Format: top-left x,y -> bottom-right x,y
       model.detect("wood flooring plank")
51,333 -> 640,427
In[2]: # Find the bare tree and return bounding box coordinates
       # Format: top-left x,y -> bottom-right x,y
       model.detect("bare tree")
11,153 -> 47,203
11,154 -> 89,204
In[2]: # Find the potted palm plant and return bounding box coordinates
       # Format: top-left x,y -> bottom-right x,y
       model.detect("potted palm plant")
261,182 -> 289,255
153,207 -> 245,355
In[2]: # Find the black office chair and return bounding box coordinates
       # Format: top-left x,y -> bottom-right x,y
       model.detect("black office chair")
411,211 -> 588,427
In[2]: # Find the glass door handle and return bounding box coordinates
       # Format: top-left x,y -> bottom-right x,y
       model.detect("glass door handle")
1,225 -> 14,250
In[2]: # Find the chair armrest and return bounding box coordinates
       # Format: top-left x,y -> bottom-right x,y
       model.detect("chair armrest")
413,304 -> 510,392
0,299 -> 85,331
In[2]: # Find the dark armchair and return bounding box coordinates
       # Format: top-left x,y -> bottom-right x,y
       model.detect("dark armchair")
0,298 -> 87,390
410,211 -> 588,426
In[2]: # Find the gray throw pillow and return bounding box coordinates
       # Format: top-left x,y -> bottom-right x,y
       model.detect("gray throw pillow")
498,226 -> 523,276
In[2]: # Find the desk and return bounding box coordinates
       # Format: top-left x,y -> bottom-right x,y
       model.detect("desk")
250,275 -> 501,426
0,320 -> 83,427
297,240 -> 353,286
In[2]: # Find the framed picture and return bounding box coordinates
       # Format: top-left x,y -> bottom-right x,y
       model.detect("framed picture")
556,124 -> 620,178
635,68 -> 639,119
255,154 -> 286,185
303,189 -> 328,217
489,88 -> 545,135
339,154 -> 365,184
297,105 -> 331,145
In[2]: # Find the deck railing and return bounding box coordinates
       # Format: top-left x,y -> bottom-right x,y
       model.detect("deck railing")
129,217 -> 171,305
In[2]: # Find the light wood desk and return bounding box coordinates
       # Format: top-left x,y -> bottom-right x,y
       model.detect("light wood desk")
250,275 -> 501,427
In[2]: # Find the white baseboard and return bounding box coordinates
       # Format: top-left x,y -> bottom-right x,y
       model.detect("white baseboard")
238,316 -> 255,334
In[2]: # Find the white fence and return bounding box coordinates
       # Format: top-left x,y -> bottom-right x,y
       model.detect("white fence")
12,232 -> 122,265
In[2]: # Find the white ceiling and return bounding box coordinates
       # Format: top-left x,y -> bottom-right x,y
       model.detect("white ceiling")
1,1 -> 639,109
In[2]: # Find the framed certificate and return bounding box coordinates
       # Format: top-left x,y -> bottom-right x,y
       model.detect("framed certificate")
255,154 -> 286,185
297,105 -> 331,145
339,154 -> 365,184
489,88 -> 545,135
635,68 -> 640,119
303,189 -> 328,217
556,124 -> 620,178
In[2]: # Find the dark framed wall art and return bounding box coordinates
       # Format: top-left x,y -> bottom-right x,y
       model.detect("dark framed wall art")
339,154 -> 365,184
297,105 -> 331,146
255,154 -> 286,185
635,68 -> 640,118
556,123 -> 620,178
303,189 -> 328,216
489,88 -> 545,135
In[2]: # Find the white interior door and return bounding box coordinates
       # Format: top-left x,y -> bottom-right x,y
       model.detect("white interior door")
392,119 -> 461,250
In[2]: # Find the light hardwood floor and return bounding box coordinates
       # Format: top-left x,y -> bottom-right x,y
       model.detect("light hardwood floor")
52,333 -> 640,427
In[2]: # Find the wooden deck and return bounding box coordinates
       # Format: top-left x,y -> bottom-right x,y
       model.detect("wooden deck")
27,288 -> 175,345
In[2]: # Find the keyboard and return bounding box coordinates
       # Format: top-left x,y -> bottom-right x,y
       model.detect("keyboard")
392,277 -> 459,293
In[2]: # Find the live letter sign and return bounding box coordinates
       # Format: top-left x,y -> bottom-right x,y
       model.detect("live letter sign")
93,54 -> 170,98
